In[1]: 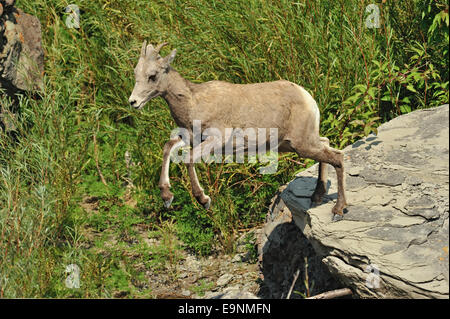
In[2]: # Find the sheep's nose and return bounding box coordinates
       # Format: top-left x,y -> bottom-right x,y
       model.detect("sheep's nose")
129,99 -> 137,107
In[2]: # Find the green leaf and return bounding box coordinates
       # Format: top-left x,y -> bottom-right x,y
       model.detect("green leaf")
381,94 -> 391,101
350,119 -> 365,126
406,85 -> 417,93
400,104 -> 411,114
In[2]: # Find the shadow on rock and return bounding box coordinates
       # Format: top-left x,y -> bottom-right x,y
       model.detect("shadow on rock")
257,187 -> 344,299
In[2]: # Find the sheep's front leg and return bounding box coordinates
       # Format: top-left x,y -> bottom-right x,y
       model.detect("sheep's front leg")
159,136 -> 184,208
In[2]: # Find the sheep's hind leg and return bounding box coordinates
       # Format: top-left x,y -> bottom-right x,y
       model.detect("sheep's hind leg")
293,139 -> 347,221
186,162 -> 211,209
186,136 -> 223,209
329,149 -> 347,222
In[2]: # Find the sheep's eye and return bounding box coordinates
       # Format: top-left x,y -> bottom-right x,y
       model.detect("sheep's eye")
148,74 -> 157,82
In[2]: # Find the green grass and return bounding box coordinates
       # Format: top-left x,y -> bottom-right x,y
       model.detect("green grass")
0,0 -> 448,298
190,279 -> 215,297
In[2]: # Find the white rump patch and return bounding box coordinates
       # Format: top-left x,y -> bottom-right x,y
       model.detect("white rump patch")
297,86 -> 320,130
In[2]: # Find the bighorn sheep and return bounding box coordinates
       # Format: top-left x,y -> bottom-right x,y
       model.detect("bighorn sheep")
129,42 -> 347,220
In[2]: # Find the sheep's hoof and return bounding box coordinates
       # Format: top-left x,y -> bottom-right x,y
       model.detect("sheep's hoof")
332,214 -> 344,222
331,202 -> 346,222
161,187 -> 174,208
202,196 -> 211,209
164,196 -> 174,208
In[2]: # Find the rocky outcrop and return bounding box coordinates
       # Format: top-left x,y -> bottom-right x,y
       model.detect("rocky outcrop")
258,104 -> 449,299
1,0 -> 44,132
0,0 -> 44,93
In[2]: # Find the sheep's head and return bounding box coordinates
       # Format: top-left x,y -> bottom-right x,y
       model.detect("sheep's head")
128,41 -> 176,109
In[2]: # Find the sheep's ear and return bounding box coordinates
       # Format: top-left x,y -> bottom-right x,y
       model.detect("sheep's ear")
140,40 -> 147,57
163,49 -> 177,67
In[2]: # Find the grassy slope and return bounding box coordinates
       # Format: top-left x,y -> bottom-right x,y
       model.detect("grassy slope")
0,0 -> 448,297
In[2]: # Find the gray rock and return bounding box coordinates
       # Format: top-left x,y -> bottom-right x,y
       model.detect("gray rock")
259,105 -> 449,299
231,253 -> 244,263
181,289 -> 191,297
183,255 -> 202,273
216,273 -> 233,286
178,272 -> 188,279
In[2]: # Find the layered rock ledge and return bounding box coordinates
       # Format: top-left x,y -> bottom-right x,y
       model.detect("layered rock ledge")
259,104 -> 449,299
